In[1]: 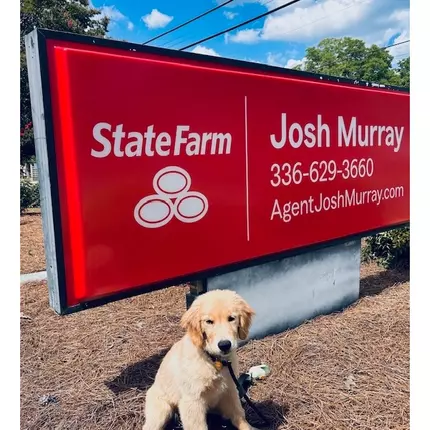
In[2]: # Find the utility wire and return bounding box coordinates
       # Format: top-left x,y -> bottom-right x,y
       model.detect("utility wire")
143,0 -> 236,45
179,0 -> 303,51
382,39 -> 410,50
160,34 -> 190,49
168,0 -> 408,57
159,0 -> 273,50
392,53 -> 409,59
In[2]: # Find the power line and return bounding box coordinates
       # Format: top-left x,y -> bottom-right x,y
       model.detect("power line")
160,1 -> 278,50
382,39 -> 410,50
179,0 -> 303,51
160,33 -> 190,49
143,0 -> 236,45
392,53 -> 409,59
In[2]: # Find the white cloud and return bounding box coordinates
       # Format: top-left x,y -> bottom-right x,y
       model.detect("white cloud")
266,52 -> 306,69
266,52 -> 285,67
224,11 -> 238,20
388,8 -> 410,24
228,0 -> 409,54
142,9 -> 173,29
363,6 -> 410,64
90,3 -> 135,32
191,45 -> 220,57
240,57 -> 264,64
229,28 -> 260,44
261,0 -> 373,42
96,5 -> 126,22
363,6 -> 410,47
229,0 -> 373,44
286,58 -> 306,69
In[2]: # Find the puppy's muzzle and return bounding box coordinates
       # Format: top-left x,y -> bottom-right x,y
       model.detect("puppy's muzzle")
218,340 -> 232,353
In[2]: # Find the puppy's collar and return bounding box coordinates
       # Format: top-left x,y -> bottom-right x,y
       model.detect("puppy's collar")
205,352 -> 229,371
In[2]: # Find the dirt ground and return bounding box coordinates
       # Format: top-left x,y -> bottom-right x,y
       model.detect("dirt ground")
20,211 -> 45,274
20,261 -> 409,430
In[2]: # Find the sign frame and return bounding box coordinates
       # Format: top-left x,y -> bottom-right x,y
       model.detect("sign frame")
25,28 -> 409,315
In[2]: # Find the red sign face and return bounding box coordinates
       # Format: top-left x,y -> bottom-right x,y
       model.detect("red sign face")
41,34 -> 409,309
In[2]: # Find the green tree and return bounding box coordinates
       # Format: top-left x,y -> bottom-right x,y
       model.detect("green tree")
20,0 -> 110,164
395,57 -> 410,87
295,37 -> 404,85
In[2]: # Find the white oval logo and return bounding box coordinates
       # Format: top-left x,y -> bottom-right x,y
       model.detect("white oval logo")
153,166 -> 191,198
134,195 -> 174,228
157,172 -> 187,195
140,199 -> 171,222
177,196 -> 204,218
175,192 -> 208,223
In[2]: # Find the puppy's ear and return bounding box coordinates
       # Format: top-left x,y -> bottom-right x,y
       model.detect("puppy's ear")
180,301 -> 204,348
237,299 -> 255,340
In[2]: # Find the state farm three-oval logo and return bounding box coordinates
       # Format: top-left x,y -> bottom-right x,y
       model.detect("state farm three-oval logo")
134,166 -> 209,228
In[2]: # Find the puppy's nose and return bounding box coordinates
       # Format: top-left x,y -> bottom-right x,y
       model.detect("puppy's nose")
218,340 -> 232,353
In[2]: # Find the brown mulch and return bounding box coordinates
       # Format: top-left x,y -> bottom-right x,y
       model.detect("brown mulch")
20,210 -> 45,274
20,265 -> 409,430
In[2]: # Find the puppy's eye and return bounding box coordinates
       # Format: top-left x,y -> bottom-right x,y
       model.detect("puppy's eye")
228,316 -> 235,322
206,319 -> 214,325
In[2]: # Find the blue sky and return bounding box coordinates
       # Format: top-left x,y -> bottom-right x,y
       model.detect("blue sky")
90,0 -> 410,68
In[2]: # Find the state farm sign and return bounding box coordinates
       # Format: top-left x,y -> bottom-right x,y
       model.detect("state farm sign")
25,29 -> 409,314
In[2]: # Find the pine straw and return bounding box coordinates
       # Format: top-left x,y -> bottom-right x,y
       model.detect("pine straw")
20,210 -> 45,274
21,269 -> 409,430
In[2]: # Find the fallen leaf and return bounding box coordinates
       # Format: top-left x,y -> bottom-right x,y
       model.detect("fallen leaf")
344,374 -> 357,390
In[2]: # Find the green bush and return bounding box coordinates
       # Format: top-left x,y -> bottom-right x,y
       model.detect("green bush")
362,226 -> 410,269
20,178 -> 40,214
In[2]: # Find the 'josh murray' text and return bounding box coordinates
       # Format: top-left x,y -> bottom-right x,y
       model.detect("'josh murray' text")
270,113 -> 404,153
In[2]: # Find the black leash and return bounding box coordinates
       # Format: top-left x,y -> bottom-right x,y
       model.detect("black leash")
171,355 -> 272,429
224,360 -> 271,428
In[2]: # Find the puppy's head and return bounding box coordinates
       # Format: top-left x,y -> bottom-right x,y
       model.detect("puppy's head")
180,289 -> 255,357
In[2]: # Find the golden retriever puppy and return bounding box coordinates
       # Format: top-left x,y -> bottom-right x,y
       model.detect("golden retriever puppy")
143,289 -> 256,430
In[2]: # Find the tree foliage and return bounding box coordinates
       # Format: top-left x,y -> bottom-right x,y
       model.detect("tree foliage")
362,226 -> 410,270
295,37 -> 410,88
396,57 -> 410,87
20,0 -> 109,163
20,178 -> 40,214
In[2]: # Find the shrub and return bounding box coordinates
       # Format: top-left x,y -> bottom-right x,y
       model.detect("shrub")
362,226 -> 410,269
20,178 -> 40,214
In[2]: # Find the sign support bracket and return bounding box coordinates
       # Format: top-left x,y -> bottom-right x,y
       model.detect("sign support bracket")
186,280 -> 208,309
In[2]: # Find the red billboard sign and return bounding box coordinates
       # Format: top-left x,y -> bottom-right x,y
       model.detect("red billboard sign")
26,30 -> 409,314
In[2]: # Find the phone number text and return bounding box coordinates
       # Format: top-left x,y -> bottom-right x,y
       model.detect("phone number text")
270,158 -> 374,187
